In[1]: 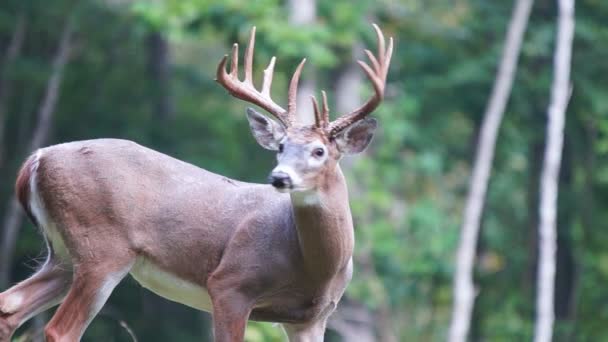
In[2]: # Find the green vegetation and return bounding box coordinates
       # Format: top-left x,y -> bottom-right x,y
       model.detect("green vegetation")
0,0 -> 606,340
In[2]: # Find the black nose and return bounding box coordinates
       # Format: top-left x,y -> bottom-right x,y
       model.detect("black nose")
269,171 -> 292,189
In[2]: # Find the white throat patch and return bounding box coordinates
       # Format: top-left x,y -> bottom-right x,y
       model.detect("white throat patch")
291,191 -> 322,207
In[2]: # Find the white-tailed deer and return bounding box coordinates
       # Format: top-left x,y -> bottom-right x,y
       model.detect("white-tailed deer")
0,24 -> 392,342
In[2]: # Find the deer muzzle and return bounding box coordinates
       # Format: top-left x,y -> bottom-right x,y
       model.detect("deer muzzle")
269,171 -> 293,190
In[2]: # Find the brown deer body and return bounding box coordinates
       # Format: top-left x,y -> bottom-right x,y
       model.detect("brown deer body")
0,25 -> 392,342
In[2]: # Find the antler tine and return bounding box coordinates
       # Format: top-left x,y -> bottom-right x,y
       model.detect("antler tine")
230,43 -> 239,77
384,37 -> 394,78
311,91 -> 330,129
364,49 -> 380,75
261,56 -> 276,97
311,96 -> 322,128
327,24 -> 393,137
244,26 -> 255,85
357,60 -> 383,97
321,90 -> 330,128
215,27 -> 290,127
359,24 -> 385,76
287,59 -> 307,121
373,23 -> 386,66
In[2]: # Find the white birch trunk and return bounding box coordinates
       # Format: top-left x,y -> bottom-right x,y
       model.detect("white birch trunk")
448,1 -> 533,341
534,0 -> 575,341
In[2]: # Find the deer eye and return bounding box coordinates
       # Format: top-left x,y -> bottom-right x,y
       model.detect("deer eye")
278,143 -> 284,153
313,148 -> 325,157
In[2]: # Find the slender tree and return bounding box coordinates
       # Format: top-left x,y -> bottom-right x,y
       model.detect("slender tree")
448,1 -> 533,341
534,0 -> 575,341
287,0 -> 316,125
0,13 -> 27,168
146,30 -> 173,120
0,17 -> 74,288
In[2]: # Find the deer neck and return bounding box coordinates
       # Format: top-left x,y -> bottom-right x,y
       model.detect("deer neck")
289,165 -> 354,280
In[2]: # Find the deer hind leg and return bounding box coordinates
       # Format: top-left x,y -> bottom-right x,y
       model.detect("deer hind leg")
43,259 -> 133,342
0,257 -> 72,342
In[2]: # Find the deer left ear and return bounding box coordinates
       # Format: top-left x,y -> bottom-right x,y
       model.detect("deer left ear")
334,118 -> 377,154
246,107 -> 286,151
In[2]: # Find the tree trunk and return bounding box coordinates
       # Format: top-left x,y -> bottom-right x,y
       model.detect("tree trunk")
0,13 -> 27,168
526,138 -> 543,308
146,30 -> 173,120
448,1 -> 533,341
534,0 -> 574,341
287,0 -> 316,125
0,17 -> 74,288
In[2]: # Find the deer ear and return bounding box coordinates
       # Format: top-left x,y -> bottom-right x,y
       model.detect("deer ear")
334,118 -> 377,154
246,108 -> 286,151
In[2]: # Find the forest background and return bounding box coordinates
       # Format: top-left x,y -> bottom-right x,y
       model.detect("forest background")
0,0 -> 606,341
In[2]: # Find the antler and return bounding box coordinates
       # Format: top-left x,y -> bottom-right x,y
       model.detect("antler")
216,27 -> 306,127
327,24 -> 393,137
311,91 -> 330,129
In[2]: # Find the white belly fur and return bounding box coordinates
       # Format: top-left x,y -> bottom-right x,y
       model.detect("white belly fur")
130,257 -> 213,312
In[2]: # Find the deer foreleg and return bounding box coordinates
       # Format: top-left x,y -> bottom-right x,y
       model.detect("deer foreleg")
0,259 -> 72,342
0,258 -> 71,342
208,275 -> 253,342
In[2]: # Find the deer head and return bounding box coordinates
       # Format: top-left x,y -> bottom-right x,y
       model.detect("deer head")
216,24 -> 393,193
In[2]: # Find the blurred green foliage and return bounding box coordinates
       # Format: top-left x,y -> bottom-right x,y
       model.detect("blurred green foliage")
0,0 -> 607,341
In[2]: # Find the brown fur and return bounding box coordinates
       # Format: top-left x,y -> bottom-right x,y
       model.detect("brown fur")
1,138 -> 357,341
14,154 -> 37,226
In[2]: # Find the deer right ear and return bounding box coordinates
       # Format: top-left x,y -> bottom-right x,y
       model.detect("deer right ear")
246,108 -> 286,151
334,117 -> 377,154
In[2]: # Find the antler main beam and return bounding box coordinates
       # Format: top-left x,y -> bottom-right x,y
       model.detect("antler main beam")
327,24 -> 393,136
216,27 -> 307,127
